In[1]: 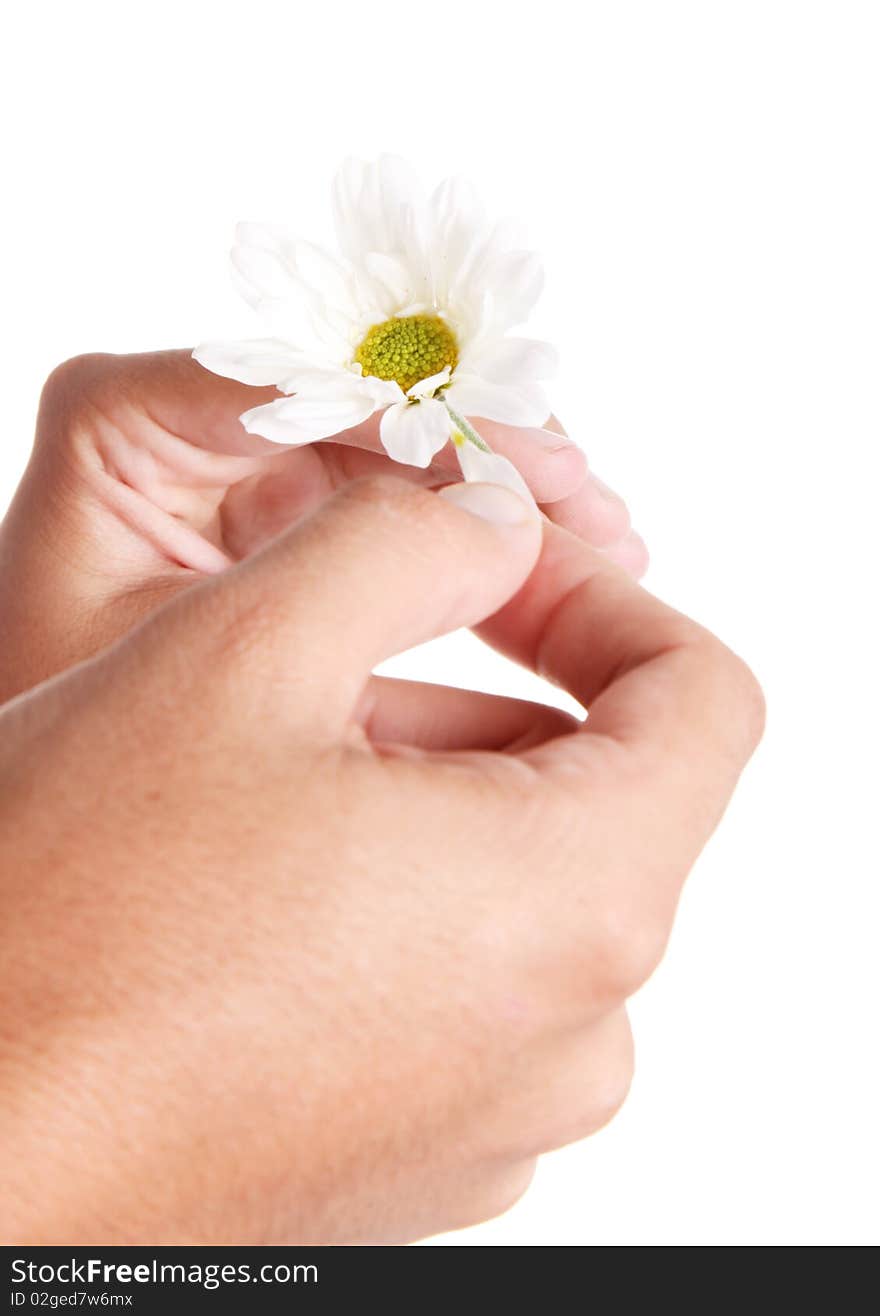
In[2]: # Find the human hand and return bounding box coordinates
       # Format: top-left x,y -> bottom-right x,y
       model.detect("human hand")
0,475 -> 762,1244
0,351 -> 644,703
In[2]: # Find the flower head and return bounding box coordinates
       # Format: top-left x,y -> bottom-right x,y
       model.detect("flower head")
194,157 -> 557,488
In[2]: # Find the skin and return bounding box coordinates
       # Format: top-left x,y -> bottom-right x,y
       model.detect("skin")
0,351 -> 645,704
0,354 -> 763,1244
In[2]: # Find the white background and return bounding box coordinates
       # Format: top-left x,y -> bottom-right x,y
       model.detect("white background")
2,1 -> 877,1245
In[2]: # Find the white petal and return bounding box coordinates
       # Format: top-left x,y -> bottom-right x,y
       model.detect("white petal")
240,387 -> 379,446
231,241 -> 298,305
292,240 -> 357,313
332,155 -> 422,265
407,366 -> 452,398
193,339 -> 301,386
276,361 -> 364,396
377,155 -> 424,251
364,251 -> 418,309
379,398 -> 451,468
453,441 -> 535,507
331,156 -> 366,260
230,262 -> 265,312
483,250 -> 544,331
236,220 -> 298,252
445,373 -> 551,428
460,336 -> 558,385
427,176 -> 486,306
430,175 -> 484,236
361,376 -> 407,408
231,223 -> 360,353
306,302 -> 360,359
251,295 -> 328,349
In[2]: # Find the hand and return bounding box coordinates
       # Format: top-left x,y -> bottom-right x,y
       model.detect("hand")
0,476 -> 762,1244
0,351 -> 645,703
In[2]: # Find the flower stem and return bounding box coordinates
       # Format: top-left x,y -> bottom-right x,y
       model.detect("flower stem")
441,398 -> 492,453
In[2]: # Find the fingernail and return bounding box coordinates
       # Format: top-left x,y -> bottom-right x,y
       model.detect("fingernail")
528,427 -> 577,453
438,481 -> 533,526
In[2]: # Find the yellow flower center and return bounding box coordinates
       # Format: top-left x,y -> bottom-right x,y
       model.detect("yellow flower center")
354,314 -> 458,393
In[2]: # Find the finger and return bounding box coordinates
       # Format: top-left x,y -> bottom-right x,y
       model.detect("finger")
490,1010 -> 634,1158
327,428 -> 644,571
217,445 -> 335,559
356,677 -> 580,751
221,441 -> 477,561
325,447 -> 640,565
52,349 -> 284,457
222,443 -> 643,578
16,351 -> 280,590
543,472 -> 632,547
460,524 -> 763,996
168,477 -> 543,731
523,418 -> 636,553
59,353 -> 638,561
328,412 -> 589,506
46,353 -> 644,584
75,351 -> 588,503
600,528 -> 649,579
476,521 -> 765,784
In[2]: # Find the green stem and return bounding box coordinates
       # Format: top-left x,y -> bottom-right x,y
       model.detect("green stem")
441,398 -> 492,452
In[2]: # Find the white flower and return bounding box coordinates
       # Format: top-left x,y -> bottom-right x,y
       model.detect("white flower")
194,156 -> 557,494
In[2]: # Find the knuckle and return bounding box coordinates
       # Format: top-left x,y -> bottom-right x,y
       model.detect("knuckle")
724,650 -> 766,751
697,634 -> 766,755
36,355 -> 115,454
583,1016 -> 635,1134
493,788 -> 671,1013
589,900 -> 669,1002
494,1013 -> 635,1160
547,1020 -> 635,1151
449,1159 -> 537,1231
39,353 -> 109,412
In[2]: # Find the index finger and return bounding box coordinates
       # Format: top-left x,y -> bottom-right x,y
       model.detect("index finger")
477,522 -> 765,816
121,349 -> 588,505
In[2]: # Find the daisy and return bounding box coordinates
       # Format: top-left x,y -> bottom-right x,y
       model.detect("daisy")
194,156 -> 557,499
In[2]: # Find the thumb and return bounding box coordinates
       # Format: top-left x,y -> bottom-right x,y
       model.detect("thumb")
168,475 -> 542,730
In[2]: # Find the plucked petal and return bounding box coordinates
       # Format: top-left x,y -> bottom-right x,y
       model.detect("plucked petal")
454,441 -> 535,507
379,398 -> 451,468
